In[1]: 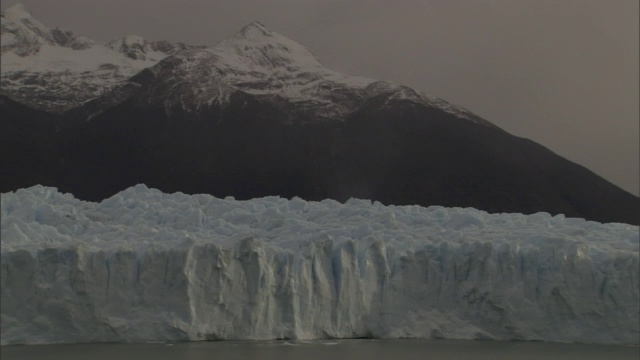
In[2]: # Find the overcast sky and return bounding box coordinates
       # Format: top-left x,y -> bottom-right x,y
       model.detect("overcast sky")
3,0 -> 638,195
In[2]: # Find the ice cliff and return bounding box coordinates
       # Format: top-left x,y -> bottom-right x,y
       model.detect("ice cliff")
1,185 -> 638,345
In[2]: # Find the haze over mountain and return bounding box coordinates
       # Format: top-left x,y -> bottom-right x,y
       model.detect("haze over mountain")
1,4 -> 638,225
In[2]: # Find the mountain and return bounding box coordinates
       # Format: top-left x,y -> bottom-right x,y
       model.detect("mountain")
74,21 -> 490,126
1,4 -> 638,225
0,3 -> 198,113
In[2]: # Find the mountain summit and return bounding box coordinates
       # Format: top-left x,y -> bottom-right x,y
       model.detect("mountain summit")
0,3 -> 90,55
218,21 -> 323,69
238,21 -> 273,37
1,5 -> 638,224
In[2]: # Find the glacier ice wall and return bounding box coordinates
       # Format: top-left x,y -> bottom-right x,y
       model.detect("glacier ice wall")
1,185 -> 638,345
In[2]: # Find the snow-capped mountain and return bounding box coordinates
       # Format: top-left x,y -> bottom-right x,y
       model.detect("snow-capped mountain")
0,4 -> 195,113
83,21 -> 490,125
1,4 -> 484,124
1,4 -> 638,225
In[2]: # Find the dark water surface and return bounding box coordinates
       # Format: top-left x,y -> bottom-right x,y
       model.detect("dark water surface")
2,339 -> 638,360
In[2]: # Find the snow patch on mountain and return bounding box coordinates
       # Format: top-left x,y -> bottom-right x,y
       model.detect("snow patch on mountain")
1,43 -> 162,73
1,185 -> 638,345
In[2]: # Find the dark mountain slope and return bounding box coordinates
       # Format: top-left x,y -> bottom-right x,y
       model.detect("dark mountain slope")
0,95 -> 63,191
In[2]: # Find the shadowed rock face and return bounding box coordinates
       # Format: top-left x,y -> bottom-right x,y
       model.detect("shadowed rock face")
1,92 -> 638,225
0,96 -> 63,190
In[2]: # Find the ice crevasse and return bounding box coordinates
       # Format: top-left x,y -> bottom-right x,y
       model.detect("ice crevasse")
1,185 -> 638,345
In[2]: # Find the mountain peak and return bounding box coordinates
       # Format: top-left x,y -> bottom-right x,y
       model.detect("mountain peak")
215,22 -> 322,70
2,3 -> 33,20
1,3 -> 55,55
237,21 -> 273,38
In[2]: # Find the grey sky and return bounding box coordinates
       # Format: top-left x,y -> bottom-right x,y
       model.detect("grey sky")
2,0 -> 638,195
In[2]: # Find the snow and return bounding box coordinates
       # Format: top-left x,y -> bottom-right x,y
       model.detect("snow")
1,185 -> 638,345
208,23 -> 376,102
1,44 -> 160,74
215,22 -> 323,70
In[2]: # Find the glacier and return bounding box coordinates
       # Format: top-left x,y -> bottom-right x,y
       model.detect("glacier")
1,185 -> 638,345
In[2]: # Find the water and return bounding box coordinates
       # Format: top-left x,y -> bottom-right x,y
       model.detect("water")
2,339 -> 638,360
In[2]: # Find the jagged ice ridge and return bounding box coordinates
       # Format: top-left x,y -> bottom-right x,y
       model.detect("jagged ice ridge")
1,185 -> 638,345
